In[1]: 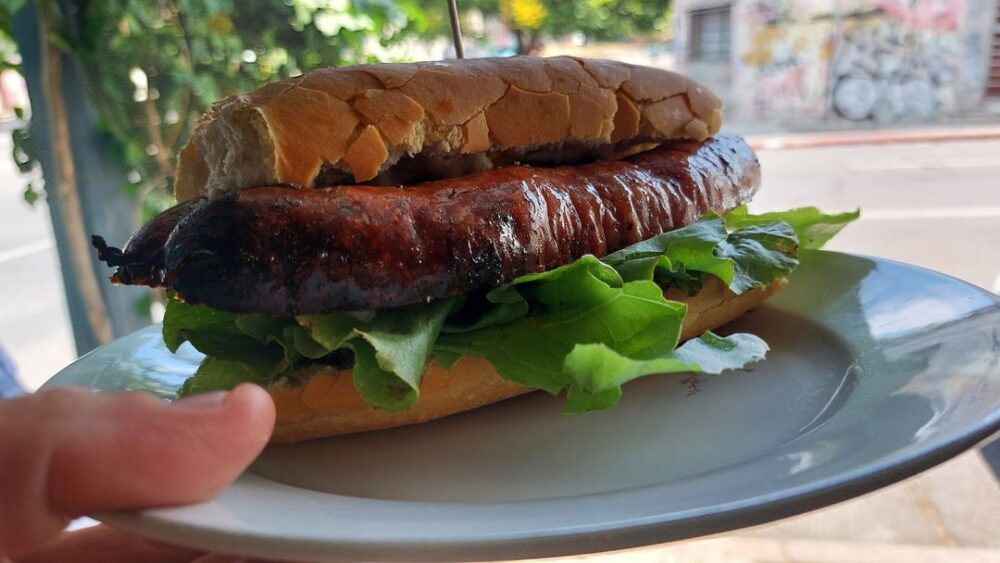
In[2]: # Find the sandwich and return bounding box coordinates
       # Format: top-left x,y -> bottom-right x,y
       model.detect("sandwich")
92,57 -> 856,443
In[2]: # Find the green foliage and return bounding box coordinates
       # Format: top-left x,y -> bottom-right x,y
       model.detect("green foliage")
54,0 -> 432,221
0,3 -> 22,71
0,0 -> 434,216
544,0 -> 673,41
299,297 -> 456,411
468,0 -> 673,54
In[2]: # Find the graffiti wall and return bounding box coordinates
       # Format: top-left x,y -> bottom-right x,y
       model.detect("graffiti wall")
679,0 -> 992,123
740,1 -> 834,119
830,0 -> 985,121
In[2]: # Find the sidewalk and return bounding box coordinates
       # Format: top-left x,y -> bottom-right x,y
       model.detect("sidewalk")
743,122 -> 1000,150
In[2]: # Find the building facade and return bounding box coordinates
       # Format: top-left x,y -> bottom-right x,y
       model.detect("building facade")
673,0 -> 999,124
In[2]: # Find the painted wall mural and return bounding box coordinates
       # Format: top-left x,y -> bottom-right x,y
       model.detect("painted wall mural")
741,2 -> 833,120
831,0 -> 983,121
734,0 -> 987,122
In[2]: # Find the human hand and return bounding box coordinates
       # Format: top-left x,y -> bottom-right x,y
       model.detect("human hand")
0,384 -> 275,561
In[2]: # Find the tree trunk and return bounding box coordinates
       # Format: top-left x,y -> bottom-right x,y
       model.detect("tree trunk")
37,4 -> 113,346
15,1 -> 150,355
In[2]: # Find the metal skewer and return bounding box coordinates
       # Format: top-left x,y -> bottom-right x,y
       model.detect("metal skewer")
447,0 -> 465,59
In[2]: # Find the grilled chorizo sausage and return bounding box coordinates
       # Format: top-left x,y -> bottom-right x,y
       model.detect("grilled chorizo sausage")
93,134 -> 759,314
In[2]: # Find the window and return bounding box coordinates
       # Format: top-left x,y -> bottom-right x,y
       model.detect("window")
689,6 -> 731,62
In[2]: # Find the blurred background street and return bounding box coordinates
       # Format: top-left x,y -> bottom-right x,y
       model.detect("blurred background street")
0,0 -> 998,560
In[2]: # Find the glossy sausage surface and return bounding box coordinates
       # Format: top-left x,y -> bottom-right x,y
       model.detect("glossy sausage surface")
94,134 -> 760,314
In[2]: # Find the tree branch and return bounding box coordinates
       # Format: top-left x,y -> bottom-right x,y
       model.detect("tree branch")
162,0 -> 193,154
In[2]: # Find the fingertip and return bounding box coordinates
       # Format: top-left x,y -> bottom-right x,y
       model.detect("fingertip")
226,383 -> 276,438
6,385 -> 277,547
229,383 -> 276,419
226,383 -> 275,430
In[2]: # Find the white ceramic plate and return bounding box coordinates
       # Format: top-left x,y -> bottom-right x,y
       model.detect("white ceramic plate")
42,251 -> 1000,562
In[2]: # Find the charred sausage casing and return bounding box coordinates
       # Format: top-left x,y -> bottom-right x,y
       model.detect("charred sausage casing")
93,134 -> 760,315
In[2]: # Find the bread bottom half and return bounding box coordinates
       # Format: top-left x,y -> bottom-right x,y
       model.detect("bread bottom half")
268,277 -> 787,443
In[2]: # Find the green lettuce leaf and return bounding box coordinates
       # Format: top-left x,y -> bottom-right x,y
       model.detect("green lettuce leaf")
286,324 -> 331,359
563,331 -> 769,412
603,213 -> 798,294
163,299 -> 239,353
347,339 -> 418,411
435,254 -> 770,411
435,256 -> 688,395
163,299 -> 288,375
441,289 -> 529,334
179,357 -> 271,396
724,205 -> 859,250
718,223 -> 799,293
602,215 -> 735,285
298,298 -> 455,410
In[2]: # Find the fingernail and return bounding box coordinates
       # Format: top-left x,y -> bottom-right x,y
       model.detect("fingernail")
173,391 -> 229,410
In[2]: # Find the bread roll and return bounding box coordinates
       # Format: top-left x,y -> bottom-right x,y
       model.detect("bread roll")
175,57 -> 723,201
267,277 -> 784,443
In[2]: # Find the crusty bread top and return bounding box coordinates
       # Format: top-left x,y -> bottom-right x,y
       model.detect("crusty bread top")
174,56 -> 723,201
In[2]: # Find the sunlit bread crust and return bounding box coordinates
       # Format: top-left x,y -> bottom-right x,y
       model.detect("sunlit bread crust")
175,56 -> 724,201
267,277 -> 785,443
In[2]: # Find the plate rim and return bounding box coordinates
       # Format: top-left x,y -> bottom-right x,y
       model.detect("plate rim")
95,419 -> 1000,562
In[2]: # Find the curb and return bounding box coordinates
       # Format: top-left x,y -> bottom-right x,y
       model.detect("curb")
745,125 -> 1000,150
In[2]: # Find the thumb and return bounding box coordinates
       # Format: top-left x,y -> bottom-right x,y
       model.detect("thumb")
0,383 -> 275,556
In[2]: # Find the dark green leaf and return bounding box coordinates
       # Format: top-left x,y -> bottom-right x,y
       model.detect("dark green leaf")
181,329 -> 287,374
234,314 -> 289,344
603,215 -> 735,286
348,339 -> 417,411
603,213 -> 799,295
285,324 -> 330,359
179,357 -> 271,396
298,297 -> 456,405
718,222 -> 800,293
162,298 -> 238,352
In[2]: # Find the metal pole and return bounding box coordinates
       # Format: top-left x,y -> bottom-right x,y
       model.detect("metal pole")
447,0 -> 465,59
